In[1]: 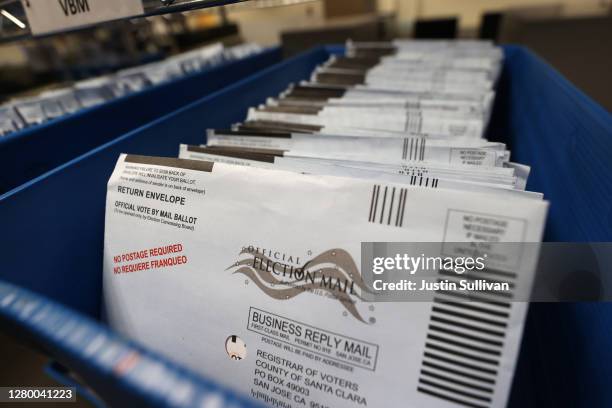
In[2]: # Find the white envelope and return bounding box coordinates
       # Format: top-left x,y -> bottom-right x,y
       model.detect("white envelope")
206,130 -> 507,167
104,154 -> 548,408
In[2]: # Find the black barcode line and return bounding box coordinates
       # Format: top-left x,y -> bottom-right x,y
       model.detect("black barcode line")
371,185 -> 380,222
419,379 -> 492,402
368,185 -> 377,222
402,138 -> 427,161
423,361 -> 496,385
399,188 -> 407,227
432,306 -> 508,328
405,113 -> 423,133
420,370 -> 494,394
430,316 -> 505,337
428,325 -> 503,348
409,138 -> 413,160
395,188 -> 405,227
387,188 -> 395,225
407,175 -> 439,188
427,334 -> 502,356
379,187 -> 388,224
425,343 -> 500,366
420,137 -> 426,160
410,138 -> 414,160
435,290 -> 511,308
424,352 -> 498,375
368,185 -> 409,227
433,298 -> 510,318
417,387 -> 488,408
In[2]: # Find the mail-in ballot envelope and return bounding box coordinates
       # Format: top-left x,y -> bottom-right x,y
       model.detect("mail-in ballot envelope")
104,154 -> 547,408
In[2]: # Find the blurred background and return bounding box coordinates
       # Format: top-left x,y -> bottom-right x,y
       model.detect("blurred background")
0,0 -> 611,109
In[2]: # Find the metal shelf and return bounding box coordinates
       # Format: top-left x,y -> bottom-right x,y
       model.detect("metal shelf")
0,0 -> 247,42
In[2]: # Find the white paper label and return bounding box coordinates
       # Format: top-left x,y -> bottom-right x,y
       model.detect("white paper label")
21,0 -> 144,35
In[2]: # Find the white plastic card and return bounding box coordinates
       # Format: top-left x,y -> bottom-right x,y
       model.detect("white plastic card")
21,0 -> 144,35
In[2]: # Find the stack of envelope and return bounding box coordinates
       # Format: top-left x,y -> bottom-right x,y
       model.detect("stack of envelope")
0,43 -> 263,137
180,40 -> 534,201
103,40 -> 548,408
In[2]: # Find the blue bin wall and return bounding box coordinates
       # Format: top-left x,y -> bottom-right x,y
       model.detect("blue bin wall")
0,45 -> 611,407
0,46 -> 335,320
0,47 -> 282,195
488,46 -> 612,242
0,282 -> 262,407
489,46 -> 612,408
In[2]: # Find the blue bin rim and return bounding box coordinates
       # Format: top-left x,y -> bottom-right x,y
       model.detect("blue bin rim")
502,44 -> 611,132
0,45 -> 342,202
0,46 -> 281,146
0,280 -> 261,407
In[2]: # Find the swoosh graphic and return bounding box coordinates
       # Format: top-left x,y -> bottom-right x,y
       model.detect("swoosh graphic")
228,248 -> 371,323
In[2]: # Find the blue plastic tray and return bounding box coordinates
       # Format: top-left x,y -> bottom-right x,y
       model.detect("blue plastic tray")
489,46 -> 612,408
0,46 -> 340,407
0,47 -> 282,194
0,45 -> 611,407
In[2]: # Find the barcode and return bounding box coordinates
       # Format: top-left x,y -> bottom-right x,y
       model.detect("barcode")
402,138 -> 427,161
405,113 -> 423,133
408,175 -> 439,188
368,185 -> 407,227
417,268 -> 517,408
368,181 -> 439,227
